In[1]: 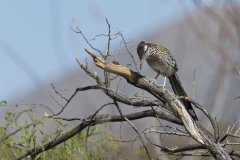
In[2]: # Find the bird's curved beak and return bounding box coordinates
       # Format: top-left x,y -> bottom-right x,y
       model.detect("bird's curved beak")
144,45 -> 148,52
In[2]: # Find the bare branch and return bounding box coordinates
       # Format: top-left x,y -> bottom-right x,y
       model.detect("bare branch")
85,48 -> 233,160
118,31 -> 139,73
77,58 -> 164,108
105,18 -> 111,57
45,115 -> 83,121
230,150 -> 240,158
50,83 -> 68,101
124,117 -> 151,160
113,99 -> 123,117
220,120 -> 240,143
16,109 -> 181,160
71,24 -> 104,57
53,85 -> 99,116
146,128 -> 189,137
76,59 -> 103,85
183,97 -> 219,140
0,122 -> 40,143
85,48 -> 205,143
162,144 -> 205,153
192,69 -> 196,99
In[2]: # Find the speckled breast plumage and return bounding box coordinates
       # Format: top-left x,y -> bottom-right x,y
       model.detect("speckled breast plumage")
144,43 -> 178,77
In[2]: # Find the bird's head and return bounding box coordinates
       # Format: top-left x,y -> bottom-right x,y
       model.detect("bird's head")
137,41 -> 148,70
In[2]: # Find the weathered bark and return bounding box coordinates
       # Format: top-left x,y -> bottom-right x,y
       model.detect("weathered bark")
85,49 -> 232,160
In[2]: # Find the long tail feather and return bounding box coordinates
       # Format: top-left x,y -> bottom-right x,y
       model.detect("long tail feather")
168,74 -> 198,121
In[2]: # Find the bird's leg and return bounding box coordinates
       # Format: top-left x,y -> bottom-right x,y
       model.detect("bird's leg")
154,73 -> 160,80
148,73 -> 160,85
163,76 -> 167,87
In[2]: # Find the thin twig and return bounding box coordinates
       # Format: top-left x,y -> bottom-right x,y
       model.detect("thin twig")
71,24 -> 104,57
124,117 -> 151,160
106,18 -> 111,57
113,99 -> 123,118
85,102 -> 115,159
192,69 -> 196,99
89,33 -> 119,41
16,109 -> 181,160
118,31 -> 139,72
45,115 -> 83,121
53,85 -> 99,116
50,83 -> 68,101
104,18 -> 111,88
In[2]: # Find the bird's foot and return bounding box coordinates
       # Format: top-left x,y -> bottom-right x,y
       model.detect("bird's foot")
149,78 -> 157,85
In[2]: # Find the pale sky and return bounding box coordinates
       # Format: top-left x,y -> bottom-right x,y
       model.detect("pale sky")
0,0 -> 196,101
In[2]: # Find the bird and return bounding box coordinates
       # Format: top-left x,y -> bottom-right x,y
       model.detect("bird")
137,41 -> 198,121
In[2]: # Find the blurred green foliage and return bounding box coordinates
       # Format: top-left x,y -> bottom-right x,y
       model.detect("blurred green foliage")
0,105 -> 148,160
0,100 -> 7,107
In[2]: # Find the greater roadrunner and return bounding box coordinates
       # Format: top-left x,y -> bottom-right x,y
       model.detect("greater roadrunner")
137,41 -> 198,121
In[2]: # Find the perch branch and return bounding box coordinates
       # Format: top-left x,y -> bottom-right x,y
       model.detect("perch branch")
85,48 -> 233,160
16,109 -> 180,160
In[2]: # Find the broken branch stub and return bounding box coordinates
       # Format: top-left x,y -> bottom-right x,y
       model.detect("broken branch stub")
85,49 -> 232,160
84,48 -> 204,143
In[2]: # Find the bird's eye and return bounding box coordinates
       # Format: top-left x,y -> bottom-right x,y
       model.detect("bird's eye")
137,42 -> 143,52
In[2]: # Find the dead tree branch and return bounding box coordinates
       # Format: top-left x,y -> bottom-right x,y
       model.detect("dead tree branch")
84,48 -> 233,160
16,109 -> 180,160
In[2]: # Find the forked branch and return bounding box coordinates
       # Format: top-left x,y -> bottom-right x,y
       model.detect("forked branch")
85,48 -> 233,160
